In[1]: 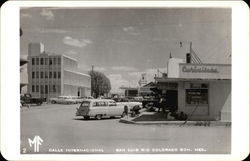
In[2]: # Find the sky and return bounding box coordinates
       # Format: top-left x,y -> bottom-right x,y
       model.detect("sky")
20,8 -> 231,93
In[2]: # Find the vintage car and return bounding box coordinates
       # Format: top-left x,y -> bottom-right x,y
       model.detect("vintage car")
20,93 -> 45,106
49,96 -> 77,104
76,99 -> 126,120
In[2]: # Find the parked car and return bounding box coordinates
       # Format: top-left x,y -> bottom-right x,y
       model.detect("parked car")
49,96 -> 77,104
115,98 -> 142,109
76,99 -> 125,120
73,96 -> 94,103
20,93 -> 45,106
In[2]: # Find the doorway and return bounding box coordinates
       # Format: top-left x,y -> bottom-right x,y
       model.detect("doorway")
165,90 -> 178,111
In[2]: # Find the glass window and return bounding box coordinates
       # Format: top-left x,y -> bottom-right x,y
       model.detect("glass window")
49,85 -> 53,92
53,85 -> 56,92
53,57 -> 57,65
32,85 -> 35,92
49,58 -> 53,65
32,72 -> 35,78
109,101 -> 117,106
41,85 -> 44,94
186,89 -> 208,105
36,85 -> 39,92
36,58 -> 39,65
49,72 -> 52,78
58,85 -> 61,93
58,57 -> 61,65
45,71 -> 48,78
40,71 -> 43,78
45,85 -> 48,94
45,58 -> 48,65
32,58 -> 35,65
58,72 -> 61,79
40,58 -> 44,65
53,72 -> 57,79
36,71 -> 39,78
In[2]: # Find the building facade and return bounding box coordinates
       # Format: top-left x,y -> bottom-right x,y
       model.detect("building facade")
155,56 -> 231,121
27,43 -> 91,99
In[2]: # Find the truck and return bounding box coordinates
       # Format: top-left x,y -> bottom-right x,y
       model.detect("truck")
20,93 -> 45,106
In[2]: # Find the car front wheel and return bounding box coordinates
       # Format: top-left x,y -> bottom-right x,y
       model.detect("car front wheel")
95,114 -> 102,120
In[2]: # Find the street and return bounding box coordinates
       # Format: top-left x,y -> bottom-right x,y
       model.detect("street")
21,104 -> 231,154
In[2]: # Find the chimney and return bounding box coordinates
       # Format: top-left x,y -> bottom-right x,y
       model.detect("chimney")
186,53 -> 191,63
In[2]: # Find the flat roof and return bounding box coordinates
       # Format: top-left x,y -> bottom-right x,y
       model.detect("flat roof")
155,77 -> 231,82
62,54 -> 78,62
64,69 -> 91,77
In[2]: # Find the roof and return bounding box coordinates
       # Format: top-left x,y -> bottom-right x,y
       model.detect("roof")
64,69 -> 91,77
155,77 -> 231,82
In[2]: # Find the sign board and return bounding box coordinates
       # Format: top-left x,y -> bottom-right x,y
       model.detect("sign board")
179,63 -> 231,79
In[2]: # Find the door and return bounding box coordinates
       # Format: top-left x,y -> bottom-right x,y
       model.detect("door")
165,90 -> 178,111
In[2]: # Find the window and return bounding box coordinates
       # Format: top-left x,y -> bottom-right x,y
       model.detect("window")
49,58 -> 53,65
45,71 -> 48,78
32,85 -> 35,92
45,58 -> 48,65
53,72 -> 57,79
32,72 -> 35,78
109,101 -> 117,106
93,101 -> 108,107
36,71 -> 39,78
41,85 -> 44,94
58,85 -> 61,93
36,58 -> 39,65
53,85 -> 56,92
32,58 -> 35,65
53,57 -> 57,65
49,72 -> 52,78
58,57 -> 61,65
58,72 -> 61,79
40,58 -> 44,65
36,85 -> 39,92
186,83 -> 208,105
45,85 -> 48,94
49,85 -> 53,92
40,71 -> 43,78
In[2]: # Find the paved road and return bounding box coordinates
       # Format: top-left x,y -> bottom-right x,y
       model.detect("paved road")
21,104 -> 231,154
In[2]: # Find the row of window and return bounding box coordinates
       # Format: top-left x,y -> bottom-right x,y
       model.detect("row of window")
32,71 -> 61,79
31,57 -> 61,66
31,84 -> 60,93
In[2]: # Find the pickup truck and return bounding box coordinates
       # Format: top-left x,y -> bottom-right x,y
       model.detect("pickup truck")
21,93 -> 45,106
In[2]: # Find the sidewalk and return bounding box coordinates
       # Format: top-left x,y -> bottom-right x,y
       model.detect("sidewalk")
119,110 -> 231,126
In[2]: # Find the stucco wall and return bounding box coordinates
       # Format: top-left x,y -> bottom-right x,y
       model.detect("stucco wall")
209,81 -> 231,121
177,81 -> 231,121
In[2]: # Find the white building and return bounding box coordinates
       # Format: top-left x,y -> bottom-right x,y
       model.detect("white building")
27,43 -> 91,100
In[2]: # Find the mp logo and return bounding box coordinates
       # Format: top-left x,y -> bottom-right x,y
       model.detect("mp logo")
28,135 -> 43,152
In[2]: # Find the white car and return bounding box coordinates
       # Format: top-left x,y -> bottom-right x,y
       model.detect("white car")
50,96 -> 77,104
76,99 -> 125,120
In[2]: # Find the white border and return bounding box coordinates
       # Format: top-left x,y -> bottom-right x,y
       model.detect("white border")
1,1 -> 249,161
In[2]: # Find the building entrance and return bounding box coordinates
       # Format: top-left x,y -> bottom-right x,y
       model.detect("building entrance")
165,90 -> 178,111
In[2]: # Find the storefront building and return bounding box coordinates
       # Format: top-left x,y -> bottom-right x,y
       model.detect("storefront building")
155,57 -> 231,121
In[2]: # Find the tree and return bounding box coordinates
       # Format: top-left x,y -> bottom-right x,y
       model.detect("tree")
89,70 -> 111,98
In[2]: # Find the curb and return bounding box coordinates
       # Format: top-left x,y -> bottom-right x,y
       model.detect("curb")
119,118 -> 231,126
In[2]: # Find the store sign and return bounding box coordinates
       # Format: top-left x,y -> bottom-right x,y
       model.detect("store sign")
182,65 -> 218,73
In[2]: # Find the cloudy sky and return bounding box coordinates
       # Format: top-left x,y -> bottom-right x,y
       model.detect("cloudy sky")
20,8 -> 231,93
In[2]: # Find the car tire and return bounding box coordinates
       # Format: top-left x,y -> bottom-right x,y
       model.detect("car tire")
83,116 -> 90,120
95,114 -> 102,120
51,100 -> 56,104
121,112 -> 127,118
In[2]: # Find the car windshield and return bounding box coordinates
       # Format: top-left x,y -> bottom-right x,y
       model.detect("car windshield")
81,101 -> 90,107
